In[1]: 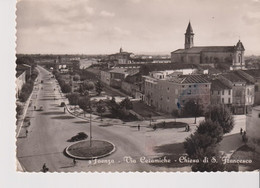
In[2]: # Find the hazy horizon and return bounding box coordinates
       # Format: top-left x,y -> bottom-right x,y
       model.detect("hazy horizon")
16,0 -> 260,55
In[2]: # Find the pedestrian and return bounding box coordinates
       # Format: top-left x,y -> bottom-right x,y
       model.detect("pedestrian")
138,124 -> 140,131
25,129 -> 28,137
240,128 -> 243,135
187,125 -> 190,132
34,106 -> 36,111
73,158 -> 77,166
64,107 -> 66,113
42,163 -> 48,172
153,125 -> 157,131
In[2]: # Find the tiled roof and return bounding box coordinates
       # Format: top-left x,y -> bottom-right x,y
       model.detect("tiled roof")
221,72 -> 246,83
172,46 -> 235,54
169,74 -> 210,84
243,69 -> 260,78
211,79 -> 231,91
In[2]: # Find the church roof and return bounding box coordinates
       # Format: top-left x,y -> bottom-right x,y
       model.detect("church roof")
186,22 -> 194,34
172,46 -> 235,54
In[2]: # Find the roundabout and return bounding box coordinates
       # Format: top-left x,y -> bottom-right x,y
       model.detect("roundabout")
65,140 -> 116,160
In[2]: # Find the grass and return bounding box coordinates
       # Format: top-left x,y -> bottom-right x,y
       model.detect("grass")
67,140 -> 114,158
132,101 -> 160,117
152,121 -> 188,129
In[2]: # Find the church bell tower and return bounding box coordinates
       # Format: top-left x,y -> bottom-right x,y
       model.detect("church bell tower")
185,21 -> 194,49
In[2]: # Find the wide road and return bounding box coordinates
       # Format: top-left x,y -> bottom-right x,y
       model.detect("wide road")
17,66 -> 173,172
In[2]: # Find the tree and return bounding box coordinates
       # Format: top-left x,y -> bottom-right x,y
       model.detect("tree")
120,97 -> 133,110
67,93 -> 80,106
183,99 -> 203,124
95,81 -> 103,96
62,83 -> 72,93
205,104 -> 234,134
73,74 -> 80,81
78,96 -> 91,116
96,100 -> 106,121
79,80 -> 95,95
184,120 -> 225,172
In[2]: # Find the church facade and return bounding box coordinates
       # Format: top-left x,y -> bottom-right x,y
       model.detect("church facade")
171,22 -> 245,70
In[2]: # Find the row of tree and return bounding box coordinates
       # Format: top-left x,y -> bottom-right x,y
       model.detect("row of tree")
184,104 -> 235,171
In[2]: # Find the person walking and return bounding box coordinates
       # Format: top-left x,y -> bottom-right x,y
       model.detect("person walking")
25,129 -> 28,137
73,158 -> 77,166
240,128 -> 243,135
138,124 -> 140,131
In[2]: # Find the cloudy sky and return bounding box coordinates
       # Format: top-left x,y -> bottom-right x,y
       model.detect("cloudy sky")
16,0 -> 260,55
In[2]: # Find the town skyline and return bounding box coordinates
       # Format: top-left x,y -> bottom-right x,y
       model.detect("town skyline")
16,0 -> 260,55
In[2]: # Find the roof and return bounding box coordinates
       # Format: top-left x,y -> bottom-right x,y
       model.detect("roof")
242,69 -> 260,78
172,46 -> 235,54
168,74 -> 210,84
221,72 -> 246,83
109,68 -> 128,74
186,22 -> 194,34
211,79 -> 231,91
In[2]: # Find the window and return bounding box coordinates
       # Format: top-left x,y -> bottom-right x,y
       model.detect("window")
167,87 -> 170,91
218,91 -> 220,95
167,97 -> 170,101
259,113 -> 260,118
189,85 -> 191,88
228,98 -> 231,104
205,85 -> 208,87
187,90 -> 191,95
228,90 -> 231,95
194,85 -> 197,87
182,85 -> 185,88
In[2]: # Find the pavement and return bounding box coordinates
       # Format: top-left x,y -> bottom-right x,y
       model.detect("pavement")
16,66 -> 247,172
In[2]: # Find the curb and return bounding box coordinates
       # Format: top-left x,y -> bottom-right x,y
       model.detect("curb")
65,140 -> 116,160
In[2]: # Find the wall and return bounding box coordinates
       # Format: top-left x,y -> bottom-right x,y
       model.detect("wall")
100,71 -> 111,86
16,71 -> 26,98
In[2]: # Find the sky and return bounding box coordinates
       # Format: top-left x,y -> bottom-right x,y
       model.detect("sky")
16,0 -> 260,55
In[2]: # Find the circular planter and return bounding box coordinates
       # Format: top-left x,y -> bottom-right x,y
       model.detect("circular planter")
65,140 -> 116,160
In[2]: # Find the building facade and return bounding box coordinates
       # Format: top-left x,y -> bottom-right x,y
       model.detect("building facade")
171,22 -> 246,70
143,74 -> 211,114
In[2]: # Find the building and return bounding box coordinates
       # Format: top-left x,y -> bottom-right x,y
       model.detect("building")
171,22 -> 246,70
210,78 -> 232,106
54,57 -> 80,73
16,71 -> 26,98
100,70 -> 111,86
220,71 -> 254,114
241,69 -> 260,105
108,47 -> 133,65
143,74 -> 211,114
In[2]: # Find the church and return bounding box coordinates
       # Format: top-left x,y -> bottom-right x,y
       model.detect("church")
171,22 -> 246,70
